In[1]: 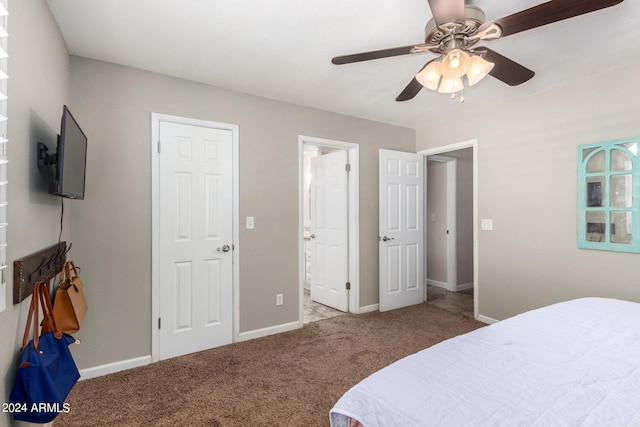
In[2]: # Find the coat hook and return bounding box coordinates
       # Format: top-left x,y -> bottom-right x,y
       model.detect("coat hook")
50,243 -> 71,271
29,243 -> 70,283
28,256 -> 48,283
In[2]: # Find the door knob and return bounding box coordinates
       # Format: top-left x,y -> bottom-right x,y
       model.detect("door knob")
217,245 -> 231,252
309,234 -> 315,239
382,236 -> 395,242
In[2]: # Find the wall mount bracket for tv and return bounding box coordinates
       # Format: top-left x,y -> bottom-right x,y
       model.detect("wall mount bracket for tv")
36,141 -> 58,168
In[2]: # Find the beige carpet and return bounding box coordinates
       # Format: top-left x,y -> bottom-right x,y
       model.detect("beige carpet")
55,303 -> 484,426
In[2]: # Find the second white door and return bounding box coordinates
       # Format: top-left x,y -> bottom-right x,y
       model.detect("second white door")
379,149 -> 424,312
310,150 -> 349,312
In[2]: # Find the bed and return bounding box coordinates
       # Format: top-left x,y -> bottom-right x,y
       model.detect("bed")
330,297 -> 640,426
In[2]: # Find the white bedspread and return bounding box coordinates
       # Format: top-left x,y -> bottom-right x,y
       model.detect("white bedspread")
330,298 -> 640,426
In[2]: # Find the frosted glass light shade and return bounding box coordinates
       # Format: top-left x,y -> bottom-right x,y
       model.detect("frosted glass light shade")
437,77 -> 464,93
467,55 -> 494,86
440,49 -> 470,79
415,61 -> 441,90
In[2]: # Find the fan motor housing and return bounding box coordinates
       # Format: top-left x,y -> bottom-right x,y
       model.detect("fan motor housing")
424,6 -> 486,53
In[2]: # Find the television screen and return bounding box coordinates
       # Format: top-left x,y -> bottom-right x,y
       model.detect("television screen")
52,105 -> 87,199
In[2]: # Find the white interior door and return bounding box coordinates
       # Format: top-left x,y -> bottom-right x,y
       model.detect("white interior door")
379,149 -> 424,312
158,121 -> 233,359
310,150 -> 349,312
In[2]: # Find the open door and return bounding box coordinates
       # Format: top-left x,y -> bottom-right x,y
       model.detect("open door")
310,149 -> 349,312
379,149 -> 424,312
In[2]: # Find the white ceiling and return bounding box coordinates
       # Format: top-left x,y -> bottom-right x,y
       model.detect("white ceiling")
46,0 -> 640,129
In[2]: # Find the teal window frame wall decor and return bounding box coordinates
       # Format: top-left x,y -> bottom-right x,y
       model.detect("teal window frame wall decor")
577,138 -> 640,253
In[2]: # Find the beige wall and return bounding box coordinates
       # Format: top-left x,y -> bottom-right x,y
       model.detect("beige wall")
1,2 -> 71,426
456,153 -> 473,286
68,56 -> 415,370
426,160 -> 448,284
417,58 -> 640,321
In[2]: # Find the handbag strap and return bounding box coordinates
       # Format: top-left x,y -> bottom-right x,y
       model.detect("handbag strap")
38,277 -> 62,340
21,279 -> 62,351
58,261 -> 70,286
22,282 -> 42,351
58,260 -> 80,289
68,261 -> 80,279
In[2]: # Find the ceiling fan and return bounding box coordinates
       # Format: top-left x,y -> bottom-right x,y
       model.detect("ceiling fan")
332,0 -> 625,102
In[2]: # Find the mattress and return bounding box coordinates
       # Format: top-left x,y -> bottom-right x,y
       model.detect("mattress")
330,298 -> 640,426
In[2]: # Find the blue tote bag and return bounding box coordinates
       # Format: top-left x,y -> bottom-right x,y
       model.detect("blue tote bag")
9,280 -> 80,423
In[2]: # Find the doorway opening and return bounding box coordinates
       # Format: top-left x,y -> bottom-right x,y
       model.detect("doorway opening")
420,141 -> 477,319
298,136 -> 359,324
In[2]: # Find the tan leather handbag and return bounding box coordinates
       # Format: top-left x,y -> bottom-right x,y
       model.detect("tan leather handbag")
52,261 -> 88,334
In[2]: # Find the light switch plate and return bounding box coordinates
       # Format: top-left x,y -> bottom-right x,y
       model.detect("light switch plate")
246,216 -> 254,229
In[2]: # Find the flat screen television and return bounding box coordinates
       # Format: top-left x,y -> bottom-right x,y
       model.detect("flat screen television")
37,105 -> 88,199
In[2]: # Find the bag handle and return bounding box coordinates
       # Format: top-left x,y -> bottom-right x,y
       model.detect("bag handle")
22,282 -> 42,351
21,280 -> 62,352
38,277 -> 61,339
58,261 -> 70,285
58,260 -> 81,289
67,261 -> 80,279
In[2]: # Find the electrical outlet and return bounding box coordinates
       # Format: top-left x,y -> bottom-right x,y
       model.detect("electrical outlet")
276,293 -> 283,306
481,219 -> 493,231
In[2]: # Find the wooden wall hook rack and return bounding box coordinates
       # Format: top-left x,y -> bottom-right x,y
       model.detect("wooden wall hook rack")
13,241 -> 67,304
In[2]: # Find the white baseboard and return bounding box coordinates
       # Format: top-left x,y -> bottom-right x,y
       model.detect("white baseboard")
426,279 -> 447,288
237,320 -> 302,342
476,314 -> 498,324
79,355 -> 152,380
426,279 -> 449,290
457,282 -> 474,291
428,280 -> 474,293
359,303 -> 379,314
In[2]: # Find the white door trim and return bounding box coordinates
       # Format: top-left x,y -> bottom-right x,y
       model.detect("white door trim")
418,139 -> 479,320
151,113 -> 240,362
298,135 -> 360,319
427,155 -> 457,292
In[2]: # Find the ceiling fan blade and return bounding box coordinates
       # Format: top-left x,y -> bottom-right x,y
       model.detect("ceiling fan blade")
427,0 -> 466,27
395,60 -> 436,102
332,45 -> 415,65
477,47 -> 535,86
493,0 -> 624,38
396,78 -> 423,102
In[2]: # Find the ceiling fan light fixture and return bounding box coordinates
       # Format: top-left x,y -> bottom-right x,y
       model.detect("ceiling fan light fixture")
440,49 -> 470,79
437,77 -> 464,94
415,61 -> 442,91
467,55 -> 495,86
